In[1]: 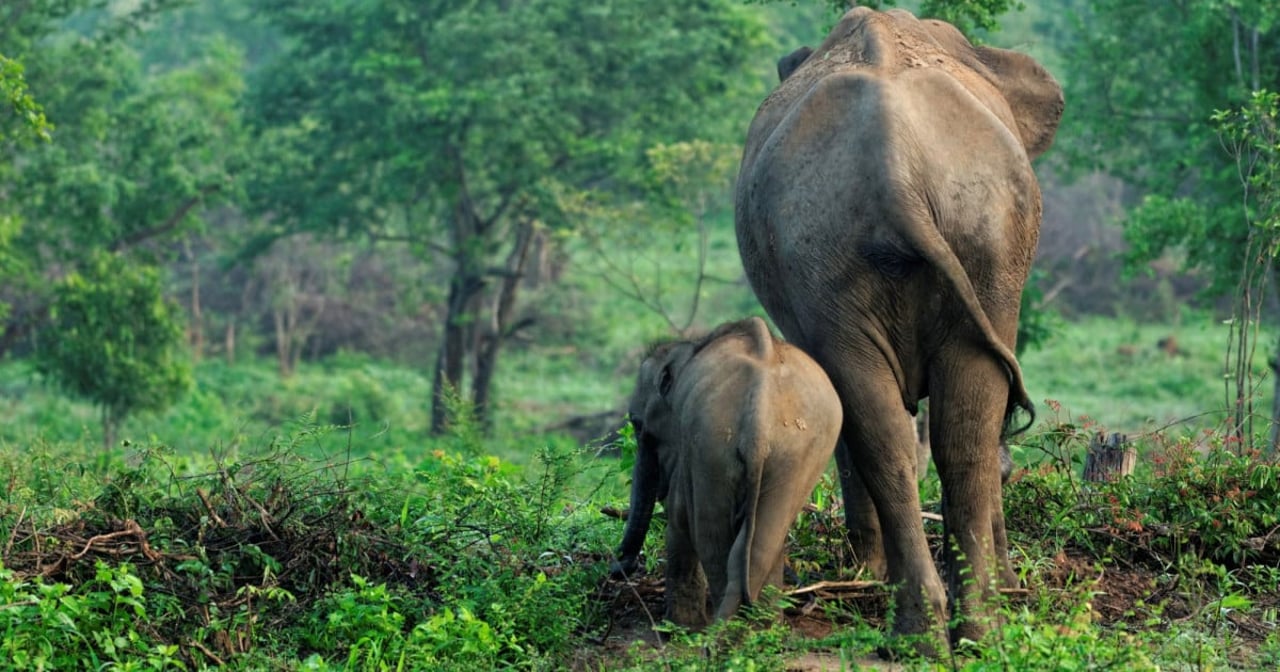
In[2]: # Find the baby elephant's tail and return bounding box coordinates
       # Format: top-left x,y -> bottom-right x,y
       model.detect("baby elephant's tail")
716,440 -> 767,621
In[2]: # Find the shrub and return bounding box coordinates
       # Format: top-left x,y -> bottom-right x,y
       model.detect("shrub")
0,562 -> 183,671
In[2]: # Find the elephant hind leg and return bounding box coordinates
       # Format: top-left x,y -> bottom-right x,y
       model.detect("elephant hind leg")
929,344 -> 1013,644
715,458 -> 816,622
664,512 -> 710,629
825,354 -> 947,647
835,440 -> 887,580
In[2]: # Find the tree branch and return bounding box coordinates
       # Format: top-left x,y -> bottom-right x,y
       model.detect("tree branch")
110,184 -> 222,253
366,230 -> 453,257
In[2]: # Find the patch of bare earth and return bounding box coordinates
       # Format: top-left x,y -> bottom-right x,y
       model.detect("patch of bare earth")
577,550 -> 1277,669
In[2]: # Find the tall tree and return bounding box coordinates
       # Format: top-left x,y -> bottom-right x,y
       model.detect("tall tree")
0,54 -> 52,324
755,0 -> 1025,36
1051,1 -> 1279,441
0,2 -> 247,356
247,0 -> 772,432
1053,0 -> 1279,287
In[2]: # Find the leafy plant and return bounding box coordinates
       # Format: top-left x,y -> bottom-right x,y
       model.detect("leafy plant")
0,562 -> 183,671
34,251 -> 192,449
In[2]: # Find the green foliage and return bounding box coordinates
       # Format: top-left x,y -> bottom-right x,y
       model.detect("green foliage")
962,590 -> 1158,671
1017,314 -> 1267,431
1,1 -> 247,377
34,252 -> 192,446
1053,1 -> 1280,294
246,0 -> 771,246
1016,268 -> 1060,355
0,54 -> 52,144
752,0 -> 1025,37
405,407 -> 607,665
0,562 -> 184,671
1213,89 -> 1280,252
12,38 -> 244,260
1006,420 -> 1280,570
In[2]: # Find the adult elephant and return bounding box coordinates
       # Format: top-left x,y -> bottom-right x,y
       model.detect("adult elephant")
734,7 -> 1062,649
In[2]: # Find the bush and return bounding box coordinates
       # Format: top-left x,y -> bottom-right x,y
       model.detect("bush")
0,562 -> 184,671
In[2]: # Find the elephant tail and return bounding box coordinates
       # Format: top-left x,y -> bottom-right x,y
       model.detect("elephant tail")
718,414 -> 769,621
903,200 -> 1035,436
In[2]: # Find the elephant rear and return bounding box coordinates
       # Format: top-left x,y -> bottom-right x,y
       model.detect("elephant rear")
715,338 -> 842,620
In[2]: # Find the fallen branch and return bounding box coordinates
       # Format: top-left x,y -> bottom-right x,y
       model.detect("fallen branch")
197,489 -> 228,527
787,579 -> 885,597
188,640 -> 226,668
600,506 -> 628,521
3,505 -> 25,560
69,520 -> 153,561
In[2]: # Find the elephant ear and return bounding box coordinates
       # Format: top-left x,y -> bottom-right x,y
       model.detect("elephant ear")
921,19 -> 1064,160
776,46 -> 813,82
657,343 -> 695,399
972,45 -> 1064,159
658,365 -> 675,397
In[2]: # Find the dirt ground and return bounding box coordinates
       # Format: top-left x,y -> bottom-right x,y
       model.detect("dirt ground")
575,551 -> 1279,670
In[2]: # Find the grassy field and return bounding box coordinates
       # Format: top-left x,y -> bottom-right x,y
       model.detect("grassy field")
1,314 -> 1278,670
1020,314 -> 1271,434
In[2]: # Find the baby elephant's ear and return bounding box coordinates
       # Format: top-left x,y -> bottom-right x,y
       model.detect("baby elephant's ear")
777,46 -> 813,82
657,342 -> 694,398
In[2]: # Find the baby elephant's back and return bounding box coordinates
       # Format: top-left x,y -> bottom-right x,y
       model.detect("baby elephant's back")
765,342 -> 843,452
680,333 -> 841,451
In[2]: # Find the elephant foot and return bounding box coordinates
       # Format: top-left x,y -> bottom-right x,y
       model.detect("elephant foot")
608,555 -> 641,580
664,600 -> 709,632
882,577 -> 948,659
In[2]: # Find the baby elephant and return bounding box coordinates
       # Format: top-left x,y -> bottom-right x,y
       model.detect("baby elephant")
611,316 -> 841,628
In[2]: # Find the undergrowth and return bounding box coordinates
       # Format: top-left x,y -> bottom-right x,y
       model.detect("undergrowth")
2,392 -> 1279,669
0,404 -> 619,670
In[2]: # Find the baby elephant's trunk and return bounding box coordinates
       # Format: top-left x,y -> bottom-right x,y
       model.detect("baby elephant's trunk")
611,432 -> 660,578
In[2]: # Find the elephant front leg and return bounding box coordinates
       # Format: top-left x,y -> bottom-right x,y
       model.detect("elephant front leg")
663,513 -> 709,629
835,440 -> 887,580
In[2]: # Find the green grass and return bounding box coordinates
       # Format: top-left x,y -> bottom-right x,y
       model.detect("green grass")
1020,314 -> 1272,433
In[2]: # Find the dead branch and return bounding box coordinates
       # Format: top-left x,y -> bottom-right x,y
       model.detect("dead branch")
786,579 -> 885,597
69,520 -> 149,561
4,505 -> 25,559
599,507 -> 629,522
197,489 -> 228,527
188,640 -> 226,668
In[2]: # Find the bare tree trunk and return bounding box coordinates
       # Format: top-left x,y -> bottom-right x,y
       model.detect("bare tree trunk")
527,227 -> 549,288
429,146 -> 523,434
1083,433 -> 1136,482
102,407 -> 118,450
187,243 -> 204,363
431,271 -> 484,433
1271,342 -> 1280,455
225,318 -> 236,366
474,220 -> 535,431
273,307 -> 294,377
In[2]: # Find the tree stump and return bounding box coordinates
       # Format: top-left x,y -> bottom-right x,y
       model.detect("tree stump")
1083,432 -> 1136,482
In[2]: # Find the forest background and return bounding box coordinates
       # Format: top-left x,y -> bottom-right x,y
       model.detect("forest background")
2,0 -> 1280,670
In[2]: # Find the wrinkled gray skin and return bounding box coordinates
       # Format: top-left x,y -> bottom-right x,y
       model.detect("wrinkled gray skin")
610,317 -> 841,628
736,8 -> 1062,651
910,405 -> 1014,483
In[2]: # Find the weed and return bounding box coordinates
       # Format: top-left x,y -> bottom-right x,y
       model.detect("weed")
0,562 -> 184,671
